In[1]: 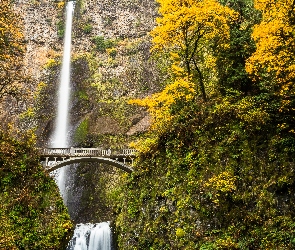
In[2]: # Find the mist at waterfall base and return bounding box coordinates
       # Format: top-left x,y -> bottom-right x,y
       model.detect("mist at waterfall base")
49,2 -> 112,249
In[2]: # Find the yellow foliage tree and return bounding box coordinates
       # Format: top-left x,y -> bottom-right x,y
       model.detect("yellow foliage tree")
129,78 -> 195,152
129,78 -> 195,133
0,0 -> 24,99
246,0 -> 295,102
150,0 -> 237,101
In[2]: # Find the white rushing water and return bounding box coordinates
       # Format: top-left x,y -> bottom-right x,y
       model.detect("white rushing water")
51,1 -> 74,201
67,222 -> 111,250
52,1 -> 74,148
50,2 -> 113,249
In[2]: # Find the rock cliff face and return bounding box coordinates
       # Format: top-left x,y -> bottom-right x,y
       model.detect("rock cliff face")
14,0 -> 62,79
14,0 -> 159,139
72,0 -> 156,49
13,0 -> 160,223
15,0 -> 157,78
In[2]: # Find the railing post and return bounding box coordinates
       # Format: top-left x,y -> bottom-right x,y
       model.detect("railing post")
70,147 -> 74,156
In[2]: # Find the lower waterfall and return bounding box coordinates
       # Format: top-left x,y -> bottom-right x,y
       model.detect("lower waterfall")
67,222 -> 112,250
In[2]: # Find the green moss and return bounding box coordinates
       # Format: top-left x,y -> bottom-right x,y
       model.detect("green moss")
77,90 -> 89,101
82,23 -> 93,34
74,118 -> 89,144
57,20 -> 64,39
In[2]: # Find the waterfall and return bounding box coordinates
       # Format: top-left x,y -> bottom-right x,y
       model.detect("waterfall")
52,1 -> 73,148
50,2 -> 113,249
67,223 -> 111,250
51,1 -> 74,202
88,222 -> 111,250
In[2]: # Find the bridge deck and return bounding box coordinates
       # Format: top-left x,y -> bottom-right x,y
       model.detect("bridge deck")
39,147 -> 136,157
39,147 -> 137,172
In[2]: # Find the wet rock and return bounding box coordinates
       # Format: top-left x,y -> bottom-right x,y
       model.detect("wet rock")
127,114 -> 151,135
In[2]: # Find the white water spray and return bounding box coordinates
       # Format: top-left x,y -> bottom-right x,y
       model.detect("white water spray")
88,223 -> 111,250
68,223 -> 111,250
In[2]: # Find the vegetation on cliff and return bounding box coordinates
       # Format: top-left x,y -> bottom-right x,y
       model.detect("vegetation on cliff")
0,129 -> 73,249
114,0 -> 295,249
0,0 -> 25,99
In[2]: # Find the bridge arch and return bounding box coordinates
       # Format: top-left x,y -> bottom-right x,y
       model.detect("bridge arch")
46,157 -> 133,173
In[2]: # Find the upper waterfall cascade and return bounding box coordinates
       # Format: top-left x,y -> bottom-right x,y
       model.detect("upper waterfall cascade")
51,1 -> 74,148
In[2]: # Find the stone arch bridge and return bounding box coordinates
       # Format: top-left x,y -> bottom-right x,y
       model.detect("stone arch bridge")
39,148 -> 136,173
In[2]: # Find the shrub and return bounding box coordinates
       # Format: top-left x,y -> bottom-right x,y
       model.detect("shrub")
83,23 -> 93,34
92,36 -> 115,52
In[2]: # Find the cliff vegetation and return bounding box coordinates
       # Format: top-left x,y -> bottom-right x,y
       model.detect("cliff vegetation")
113,0 -> 295,249
0,129 -> 73,249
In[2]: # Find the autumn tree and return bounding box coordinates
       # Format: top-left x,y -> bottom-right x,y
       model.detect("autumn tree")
130,0 -> 238,143
246,0 -> 295,91
246,0 -> 295,148
0,0 -> 24,99
150,0 -> 237,101
129,78 -> 196,144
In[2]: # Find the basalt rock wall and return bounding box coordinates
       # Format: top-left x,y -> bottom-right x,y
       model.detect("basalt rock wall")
14,0 -> 160,142
13,0 -> 160,223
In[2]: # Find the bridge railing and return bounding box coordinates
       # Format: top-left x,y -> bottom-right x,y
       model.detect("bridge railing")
71,148 -> 111,156
41,148 -> 71,155
39,147 -> 137,157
